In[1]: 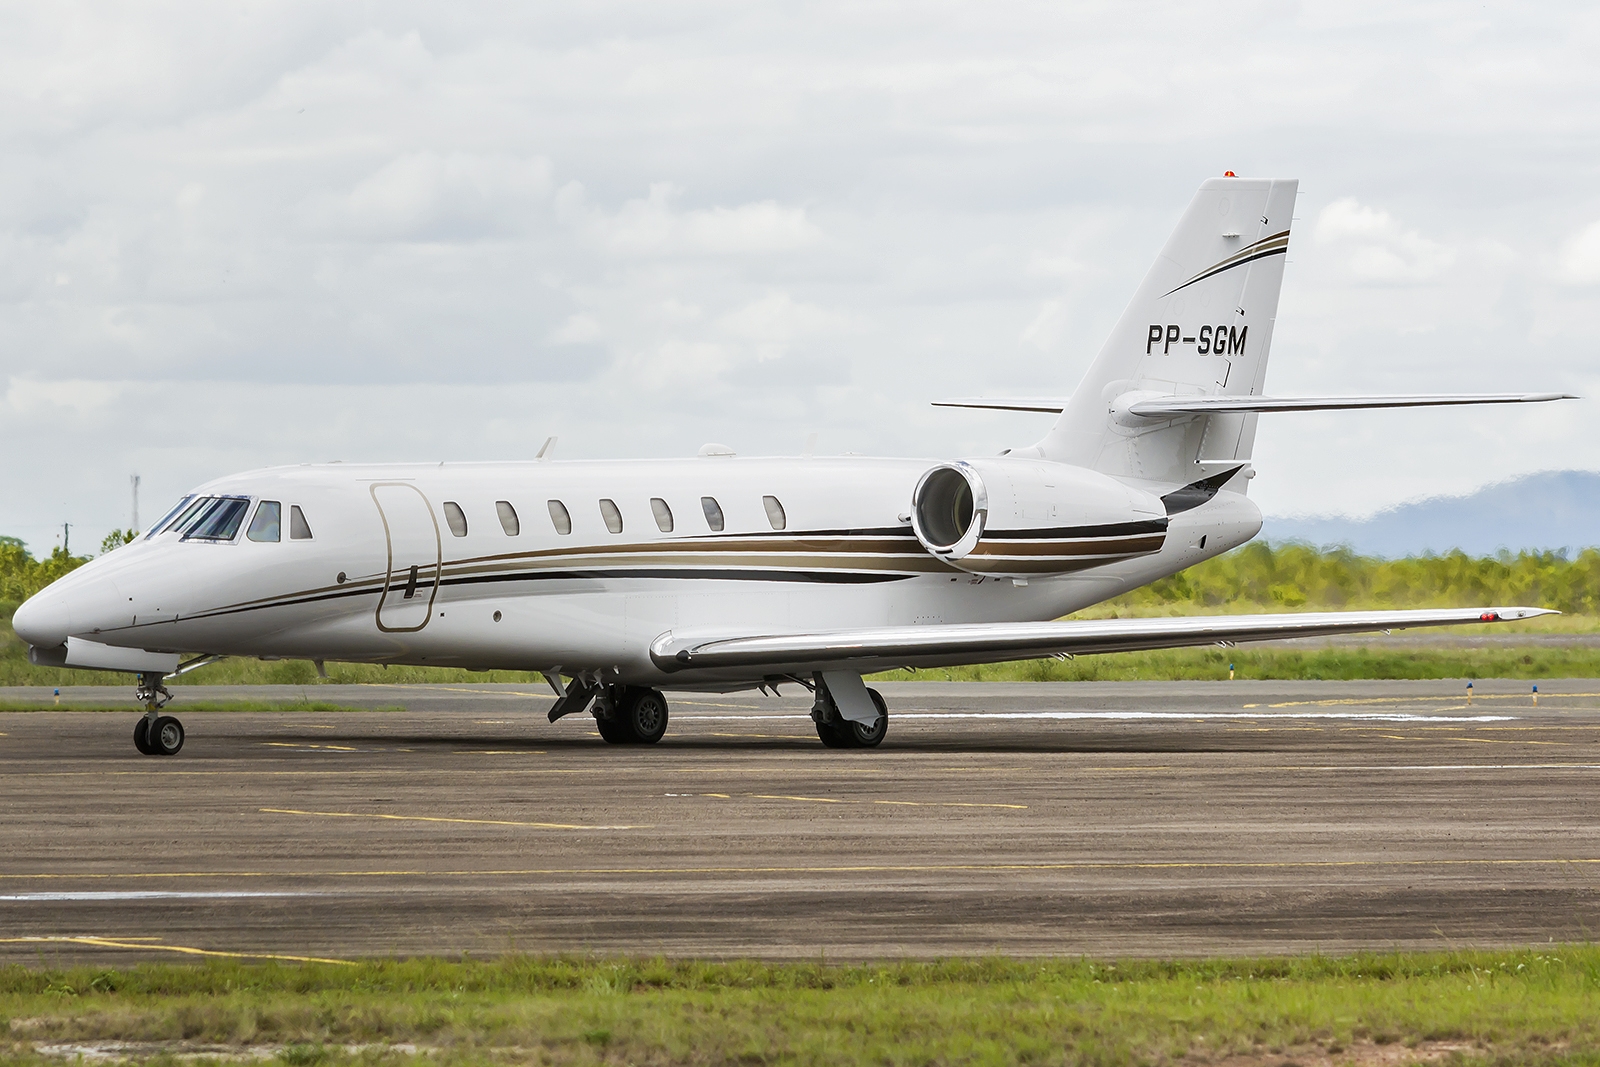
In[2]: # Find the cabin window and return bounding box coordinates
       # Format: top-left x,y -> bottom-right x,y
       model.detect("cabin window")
145,495 -> 197,538
762,495 -> 786,531
548,500 -> 572,535
181,497 -> 251,542
496,500 -> 520,536
247,501 -> 282,542
443,501 -> 468,537
289,505 -> 314,540
650,497 -> 674,533
599,498 -> 623,534
701,496 -> 724,532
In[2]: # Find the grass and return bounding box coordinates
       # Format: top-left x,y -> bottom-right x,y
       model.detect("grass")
3,950 -> 1600,1065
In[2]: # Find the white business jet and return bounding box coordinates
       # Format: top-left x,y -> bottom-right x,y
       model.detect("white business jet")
12,176 -> 1571,756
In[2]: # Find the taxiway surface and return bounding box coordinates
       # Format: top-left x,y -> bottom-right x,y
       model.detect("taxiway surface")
3,679 -> 1599,964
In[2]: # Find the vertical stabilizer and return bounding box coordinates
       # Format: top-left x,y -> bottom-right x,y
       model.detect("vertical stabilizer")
1034,177 -> 1298,489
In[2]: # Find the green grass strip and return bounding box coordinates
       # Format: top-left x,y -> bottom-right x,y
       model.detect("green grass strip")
3,950 -> 1599,1065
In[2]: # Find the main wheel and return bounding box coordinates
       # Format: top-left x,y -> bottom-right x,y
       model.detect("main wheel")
150,715 -> 184,756
133,718 -> 155,755
815,718 -> 853,747
846,689 -> 889,748
621,688 -> 669,744
595,715 -> 632,744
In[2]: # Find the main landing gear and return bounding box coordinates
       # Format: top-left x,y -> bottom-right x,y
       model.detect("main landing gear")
594,685 -> 670,745
131,671 -> 183,757
811,683 -> 889,749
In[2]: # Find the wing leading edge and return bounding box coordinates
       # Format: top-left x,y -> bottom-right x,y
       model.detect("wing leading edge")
651,607 -> 1555,674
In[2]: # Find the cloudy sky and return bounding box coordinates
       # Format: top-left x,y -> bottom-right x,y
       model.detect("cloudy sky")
3,1 -> 1597,554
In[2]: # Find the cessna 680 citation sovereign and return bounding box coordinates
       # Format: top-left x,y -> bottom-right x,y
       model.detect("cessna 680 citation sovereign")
12,176 -> 1572,756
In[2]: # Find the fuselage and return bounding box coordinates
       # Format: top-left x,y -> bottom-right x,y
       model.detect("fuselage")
12,454 -> 1262,689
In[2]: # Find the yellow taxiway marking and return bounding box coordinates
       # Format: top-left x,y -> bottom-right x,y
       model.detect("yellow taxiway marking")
1344,730 -> 1567,746
303,724 -> 336,730
260,807 -> 648,831
7,856 -> 1600,882
474,720 -> 514,725
0,935 -> 352,965
263,742 -> 358,752
745,793 -> 1027,809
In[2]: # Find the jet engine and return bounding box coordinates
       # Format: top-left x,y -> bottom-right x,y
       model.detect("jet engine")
910,459 -> 1169,578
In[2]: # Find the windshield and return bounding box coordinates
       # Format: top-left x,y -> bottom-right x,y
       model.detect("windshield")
144,495 -> 198,538
178,496 -> 253,542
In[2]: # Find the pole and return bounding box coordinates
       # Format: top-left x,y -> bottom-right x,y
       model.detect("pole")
131,474 -> 141,531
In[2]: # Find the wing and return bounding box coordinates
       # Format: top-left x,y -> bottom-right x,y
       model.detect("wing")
651,607 -> 1555,674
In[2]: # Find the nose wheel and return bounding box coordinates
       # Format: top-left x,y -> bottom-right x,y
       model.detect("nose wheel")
132,671 -> 183,756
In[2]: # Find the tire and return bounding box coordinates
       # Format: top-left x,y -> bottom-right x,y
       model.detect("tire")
151,715 -> 184,756
622,688 -> 669,745
846,689 -> 889,748
595,715 -> 632,744
815,718 -> 853,748
133,718 -> 155,756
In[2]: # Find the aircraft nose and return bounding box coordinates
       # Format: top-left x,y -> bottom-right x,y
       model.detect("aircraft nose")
12,588 -> 73,648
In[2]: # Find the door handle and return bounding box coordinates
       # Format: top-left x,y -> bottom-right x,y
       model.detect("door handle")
403,565 -> 419,599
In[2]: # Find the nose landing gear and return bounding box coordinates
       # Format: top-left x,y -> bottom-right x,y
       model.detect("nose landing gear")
132,671 -> 183,756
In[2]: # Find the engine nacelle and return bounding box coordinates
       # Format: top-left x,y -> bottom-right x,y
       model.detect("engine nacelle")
910,459 -> 1168,578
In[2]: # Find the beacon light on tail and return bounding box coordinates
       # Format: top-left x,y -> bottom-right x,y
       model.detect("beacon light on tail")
11,174 -> 1575,755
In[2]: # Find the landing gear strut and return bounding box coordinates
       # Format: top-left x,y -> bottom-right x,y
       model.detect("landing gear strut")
132,671 -> 183,756
594,685 -> 670,745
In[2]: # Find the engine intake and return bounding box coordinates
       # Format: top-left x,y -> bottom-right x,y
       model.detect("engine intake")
911,463 -> 987,561
910,459 -> 1168,578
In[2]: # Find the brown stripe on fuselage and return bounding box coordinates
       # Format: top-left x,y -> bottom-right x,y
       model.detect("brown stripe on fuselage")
966,535 -> 1166,558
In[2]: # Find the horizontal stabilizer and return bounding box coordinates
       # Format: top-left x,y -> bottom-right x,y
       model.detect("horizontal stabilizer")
932,397 -> 1069,413
652,607 -> 1555,674
1128,392 -> 1576,418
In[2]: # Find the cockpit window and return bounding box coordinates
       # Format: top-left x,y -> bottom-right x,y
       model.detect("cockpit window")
145,495 -> 197,539
289,505 -> 313,540
180,497 -> 252,542
247,501 -> 282,542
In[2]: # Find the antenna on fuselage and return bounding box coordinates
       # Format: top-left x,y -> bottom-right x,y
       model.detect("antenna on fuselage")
535,436 -> 558,461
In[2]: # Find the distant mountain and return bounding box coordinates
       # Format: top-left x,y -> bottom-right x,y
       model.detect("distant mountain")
1259,470 -> 1600,558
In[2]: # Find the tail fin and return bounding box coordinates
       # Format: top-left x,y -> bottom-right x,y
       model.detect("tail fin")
1035,176 -> 1298,489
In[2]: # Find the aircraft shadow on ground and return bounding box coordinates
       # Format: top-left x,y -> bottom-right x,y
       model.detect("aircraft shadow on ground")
245,730 -> 1293,756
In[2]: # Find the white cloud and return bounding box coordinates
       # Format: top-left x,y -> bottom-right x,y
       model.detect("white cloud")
2,1 -> 1600,542
1556,220 -> 1600,284
1312,198 -> 1456,284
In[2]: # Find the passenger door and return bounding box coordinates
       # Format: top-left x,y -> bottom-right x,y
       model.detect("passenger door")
371,483 -> 441,633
